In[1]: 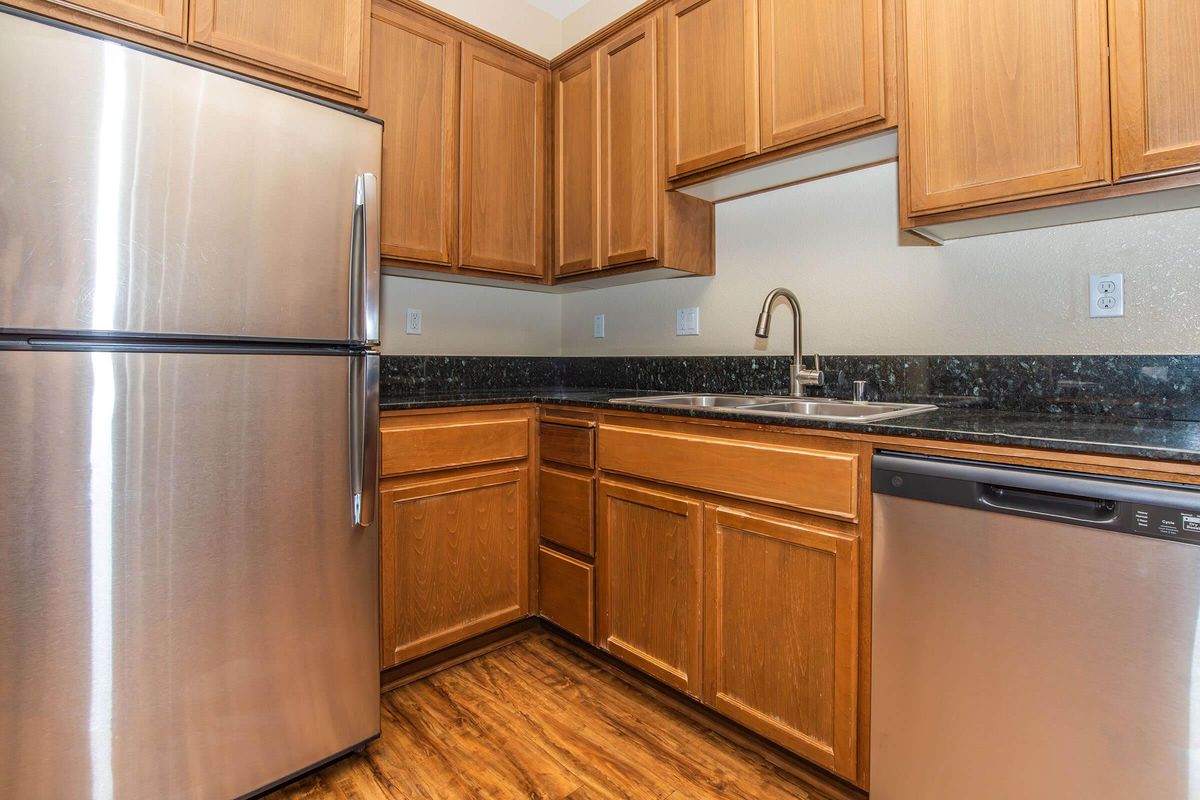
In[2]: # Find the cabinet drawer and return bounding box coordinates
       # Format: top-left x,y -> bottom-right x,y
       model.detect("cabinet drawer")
539,466 -> 595,555
539,421 -> 595,468
598,424 -> 859,519
382,416 -> 529,476
538,546 -> 594,641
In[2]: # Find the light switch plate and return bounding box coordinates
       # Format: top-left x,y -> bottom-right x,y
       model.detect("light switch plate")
676,307 -> 700,336
405,308 -> 422,334
593,314 -> 605,338
1089,273 -> 1124,318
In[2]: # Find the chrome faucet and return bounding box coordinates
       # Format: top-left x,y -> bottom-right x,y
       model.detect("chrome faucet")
754,287 -> 824,397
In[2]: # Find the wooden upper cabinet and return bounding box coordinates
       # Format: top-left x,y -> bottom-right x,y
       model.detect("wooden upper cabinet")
597,480 -> 703,697
704,505 -> 860,779
1111,0 -> 1200,180
553,52 -> 600,275
903,0 -> 1111,215
666,0 -> 759,176
189,0 -> 367,94
758,0 -> 884,151
66,0 -> 187,38
369,6 -> 457,266
461,42 -> 547,277
600,16 -> 660,266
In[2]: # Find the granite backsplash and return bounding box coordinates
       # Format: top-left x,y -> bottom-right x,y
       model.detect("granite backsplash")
380,355 -> 1200,422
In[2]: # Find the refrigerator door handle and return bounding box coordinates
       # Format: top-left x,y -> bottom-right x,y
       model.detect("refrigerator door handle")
349,353 -> 379,527
350,173 -> 380,347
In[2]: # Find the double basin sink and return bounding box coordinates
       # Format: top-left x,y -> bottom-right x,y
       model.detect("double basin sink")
616,393 -> 937,423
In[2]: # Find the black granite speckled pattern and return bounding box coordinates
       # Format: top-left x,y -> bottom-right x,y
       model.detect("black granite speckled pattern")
382,355 -> 1200,421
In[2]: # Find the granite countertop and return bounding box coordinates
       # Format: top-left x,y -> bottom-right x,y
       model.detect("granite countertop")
380,388 -> 1200,466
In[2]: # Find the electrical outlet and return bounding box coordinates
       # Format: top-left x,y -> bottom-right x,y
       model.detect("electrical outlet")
593,314 -> 605,338
1089,273 -> 1124,318
676,307 -> 700,336
405,308 -> 422,334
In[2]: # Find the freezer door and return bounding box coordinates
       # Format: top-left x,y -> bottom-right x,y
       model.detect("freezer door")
0,11 -> 381,344
0,349 -> 380,800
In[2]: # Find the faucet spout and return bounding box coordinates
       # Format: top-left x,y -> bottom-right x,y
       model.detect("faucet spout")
754,287 -> 824,397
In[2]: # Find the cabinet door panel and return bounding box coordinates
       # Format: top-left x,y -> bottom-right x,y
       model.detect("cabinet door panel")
64,0 -> 186,38
1112,0 -> 1200,179
666,0 -> 758,176
600,16 -> 659,266
759,0 -> 884,150
369,7 -> 457,265
704,505 -> 860,779
554,53 -> 599,275
380,467 -> 529,667
597,480 -> 702,696
461,42 -> 547,277
904,0 -> 1110,214
190,0 -> 366,93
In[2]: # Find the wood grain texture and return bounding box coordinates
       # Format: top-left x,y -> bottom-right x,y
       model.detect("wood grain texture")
553,51 -> 601,275
599,15 -> 660,266
666,0 -> 759,176
380,467 -> 529,666
538,546 -> 595,641
381,415 -> 529,476
368,4 -> 457,266
1111,0 -> 1200,179
903,0 -> 1111,215
460,41 -> 548,277
539,421 -> 596,468
598,423 -> 859,520
539,465 -> 595,555
57,0 -> 186,38
189,0 -> 367,92
267,632 -> 847,799
597,480 -> 703,697
758,0 -> 884,150
704,505 -> 860,780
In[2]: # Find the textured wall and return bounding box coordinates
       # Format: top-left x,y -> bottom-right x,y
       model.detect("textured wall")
559,162 -> 1200,356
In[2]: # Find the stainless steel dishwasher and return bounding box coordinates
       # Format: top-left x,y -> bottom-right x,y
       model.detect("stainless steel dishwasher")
871,452 -> 1200,799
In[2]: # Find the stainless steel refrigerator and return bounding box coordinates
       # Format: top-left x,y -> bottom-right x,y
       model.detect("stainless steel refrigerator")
0,9 -> 382,799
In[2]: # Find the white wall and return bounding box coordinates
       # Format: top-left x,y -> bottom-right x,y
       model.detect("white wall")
381,276 -> 561,355
421,0 -> 645,57
560,0 -> 644,50
559,163 -> 1200,356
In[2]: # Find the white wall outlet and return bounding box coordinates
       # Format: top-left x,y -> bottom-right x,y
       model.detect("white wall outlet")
676,307 -> 700,336
593,314 -> 605,338
1089,273 -> 1124,318
405,308 -> 422,334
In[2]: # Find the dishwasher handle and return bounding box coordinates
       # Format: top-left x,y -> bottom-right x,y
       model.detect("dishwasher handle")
979,483 -> 1118,524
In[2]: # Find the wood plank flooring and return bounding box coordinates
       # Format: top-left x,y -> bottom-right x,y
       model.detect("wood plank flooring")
266,632 -> 834,799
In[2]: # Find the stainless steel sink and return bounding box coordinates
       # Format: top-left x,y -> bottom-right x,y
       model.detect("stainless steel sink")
617,394 -> 937,422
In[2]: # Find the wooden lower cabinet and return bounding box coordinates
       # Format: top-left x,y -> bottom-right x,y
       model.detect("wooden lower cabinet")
703,504 -> 861,780
597,479 -> 703,696
380,465 -> 530,667
538,545 -> 594,640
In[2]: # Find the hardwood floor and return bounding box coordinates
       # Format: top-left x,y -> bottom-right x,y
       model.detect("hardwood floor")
266,632 -> 835,799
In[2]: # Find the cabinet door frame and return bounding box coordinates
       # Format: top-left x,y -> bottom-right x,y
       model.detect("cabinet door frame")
666,0 -> 760,177
380,466 -> 530,667
903,0 -> 1112,215
65,0 -> 187,39
460,41 -> 548,277
553,51 -> 601,275
369,5 -> 458,266
1110,0 -> 1200,180
597,479 -> 703,695
703,504 -> 860,777
599,14 -> 661,266
758,0 -> 885,151
189,0 -> 368,93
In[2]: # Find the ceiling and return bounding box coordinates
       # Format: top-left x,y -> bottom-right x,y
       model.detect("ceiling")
525,0 -> 590,19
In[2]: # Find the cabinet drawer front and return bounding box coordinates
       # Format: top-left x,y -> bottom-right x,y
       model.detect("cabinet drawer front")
539,466 -> 595,555
540,421 -> 595,468
382,417 -> 529,476
599,424 -> 858,519
538,546 -> 594,641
